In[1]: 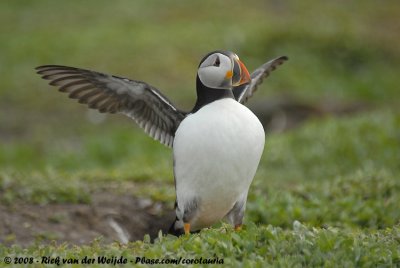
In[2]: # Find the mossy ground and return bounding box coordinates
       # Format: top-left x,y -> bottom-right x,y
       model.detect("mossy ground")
1,1 -> 399,267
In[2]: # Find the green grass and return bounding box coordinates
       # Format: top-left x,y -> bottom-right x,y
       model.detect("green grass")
1,223 -> 399,267
1,111 -> 400,266
1,0 -> 400,267
2,110 -> 399,227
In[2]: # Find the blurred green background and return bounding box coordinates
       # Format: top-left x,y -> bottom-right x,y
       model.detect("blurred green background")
0,0 -> 399,231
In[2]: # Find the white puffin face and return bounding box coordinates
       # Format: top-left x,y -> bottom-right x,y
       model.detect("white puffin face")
197,53 -> 234,89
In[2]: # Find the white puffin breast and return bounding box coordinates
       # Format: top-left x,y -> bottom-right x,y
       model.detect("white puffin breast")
173,98 -> 265,229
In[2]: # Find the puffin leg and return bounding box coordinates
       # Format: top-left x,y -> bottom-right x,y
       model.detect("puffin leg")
234,224 -> 242,231
181,197 -> 199,235
184,223 -> 191,235
224,193 -> 247,231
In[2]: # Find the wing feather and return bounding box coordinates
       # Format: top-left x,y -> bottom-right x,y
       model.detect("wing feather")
36,65 -> 186,147
234,56 -> 288,104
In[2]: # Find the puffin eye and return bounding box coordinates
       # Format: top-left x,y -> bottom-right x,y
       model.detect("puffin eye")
213,56 -> 220,67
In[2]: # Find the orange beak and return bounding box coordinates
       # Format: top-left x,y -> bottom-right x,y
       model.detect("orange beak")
233,59 -> 251,86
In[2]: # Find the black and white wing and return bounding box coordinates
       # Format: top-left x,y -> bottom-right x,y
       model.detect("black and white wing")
36,65 -> 187,147
233,56 -> 288,104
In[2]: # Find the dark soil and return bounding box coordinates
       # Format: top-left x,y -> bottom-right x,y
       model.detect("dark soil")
0,192 -> 175,246
249,97 -> 369,133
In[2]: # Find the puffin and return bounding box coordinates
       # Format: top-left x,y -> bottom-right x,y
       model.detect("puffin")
36,51 -> 288,236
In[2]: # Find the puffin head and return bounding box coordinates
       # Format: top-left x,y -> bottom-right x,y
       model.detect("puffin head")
197,51 -> 251,90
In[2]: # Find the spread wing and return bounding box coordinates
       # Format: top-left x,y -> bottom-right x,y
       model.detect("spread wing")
36,65 -> 187,147
233,56 -> 288,104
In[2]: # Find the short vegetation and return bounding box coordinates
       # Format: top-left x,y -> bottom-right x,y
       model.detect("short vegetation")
0,0 -> 399,267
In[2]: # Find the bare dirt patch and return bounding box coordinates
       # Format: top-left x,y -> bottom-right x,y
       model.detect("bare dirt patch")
249,97 -> 369,133
0,192 -> 175,246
